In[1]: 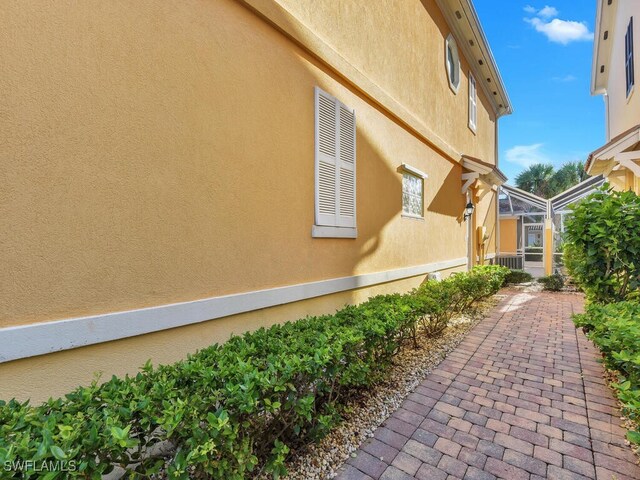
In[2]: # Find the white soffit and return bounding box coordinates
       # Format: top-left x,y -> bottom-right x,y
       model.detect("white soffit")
592,0 -> 617,95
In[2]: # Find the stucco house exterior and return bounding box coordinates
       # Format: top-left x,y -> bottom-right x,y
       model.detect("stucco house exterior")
587,0 -> 639,191
0,0 -> 510,401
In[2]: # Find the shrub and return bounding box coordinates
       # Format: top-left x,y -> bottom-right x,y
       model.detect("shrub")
410,265 -> 507,337
412,280 -> 456,337
574,301 -> 640,444
471,265 -> 510,295
505,269 -> 533,285
0,266 -> 505,478
564,186 -> 640,303
538,274 -> 564,291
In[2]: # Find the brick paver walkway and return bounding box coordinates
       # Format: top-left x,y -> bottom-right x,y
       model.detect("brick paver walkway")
336,290 -> 640,480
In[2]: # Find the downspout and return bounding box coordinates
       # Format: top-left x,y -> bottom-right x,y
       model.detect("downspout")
495,116 -> 500,257
604,93 -> 610,142
466,190 -> 473,271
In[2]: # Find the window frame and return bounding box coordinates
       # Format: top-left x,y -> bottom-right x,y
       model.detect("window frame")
445,34 -> 461,94
468,73 -> 477,132
400,164 -> 427,219
626,17 -> 635,97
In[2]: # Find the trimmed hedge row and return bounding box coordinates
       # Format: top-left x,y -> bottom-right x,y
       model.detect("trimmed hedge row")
574,302 -> 640,445
0,265 -> 508,479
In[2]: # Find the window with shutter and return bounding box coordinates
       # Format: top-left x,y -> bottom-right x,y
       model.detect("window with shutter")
626,17 -> 635,97
313,87 -> 357,238
468,74 -> 477,132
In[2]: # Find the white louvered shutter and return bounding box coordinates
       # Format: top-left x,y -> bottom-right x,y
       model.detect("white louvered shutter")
469,75 -> 477,130
337,103 -> 356,227
315,87 -> 356,228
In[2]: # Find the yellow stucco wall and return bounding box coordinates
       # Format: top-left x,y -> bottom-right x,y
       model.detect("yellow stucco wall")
607,170 -> 629,191
0,0 -> 500,400
473,190 -> 498,262
499,218 -> 518,254
0,0 -> 494,328
275,0 -> 497,165
1,268 -> 466,403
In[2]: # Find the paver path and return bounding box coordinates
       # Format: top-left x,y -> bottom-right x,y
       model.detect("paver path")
336,290 -> 640,480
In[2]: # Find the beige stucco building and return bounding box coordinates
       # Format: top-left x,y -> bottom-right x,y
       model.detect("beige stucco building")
587,0 -> 640,191
0,0 -> 511,401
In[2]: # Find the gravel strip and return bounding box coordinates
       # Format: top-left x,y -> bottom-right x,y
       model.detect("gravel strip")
271,295 -> 503,480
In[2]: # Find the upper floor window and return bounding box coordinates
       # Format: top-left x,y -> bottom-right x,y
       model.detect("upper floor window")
446,34 -> 460,94
626,17 -> 635,96
468,74 -> 477,132
312,87 -> 357,238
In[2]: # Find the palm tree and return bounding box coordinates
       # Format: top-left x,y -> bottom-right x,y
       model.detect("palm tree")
551,161 -> 588,193
515,164 -> 555,197
515,161 -> 587,198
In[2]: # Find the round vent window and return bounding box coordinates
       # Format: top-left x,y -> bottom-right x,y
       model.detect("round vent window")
446,34 -> 460,94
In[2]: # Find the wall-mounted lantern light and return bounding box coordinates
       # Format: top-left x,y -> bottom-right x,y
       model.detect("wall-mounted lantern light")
464,201 -> 475,221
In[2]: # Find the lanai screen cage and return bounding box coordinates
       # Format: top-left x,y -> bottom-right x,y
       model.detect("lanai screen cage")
549,175 -> 605,271
498,186 -> 547,271
498,176 -> 604,274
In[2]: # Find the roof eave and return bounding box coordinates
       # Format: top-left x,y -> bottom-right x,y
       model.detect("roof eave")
436,0 -> 512,118
591,0 -> 616,96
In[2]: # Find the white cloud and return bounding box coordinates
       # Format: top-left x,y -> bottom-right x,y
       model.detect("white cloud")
552,74 -> 577,82
523,5 -> 558,17
505,144 -> 550,168
525,17 -> 593,45
538,6 -> 559,18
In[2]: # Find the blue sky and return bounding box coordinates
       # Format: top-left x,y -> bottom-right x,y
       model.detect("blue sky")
473,1 -> 604,182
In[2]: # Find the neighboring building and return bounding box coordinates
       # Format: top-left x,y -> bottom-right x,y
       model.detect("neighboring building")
0,0 -> 510,401
587,0 -> 640,191
497,176 -> 605,276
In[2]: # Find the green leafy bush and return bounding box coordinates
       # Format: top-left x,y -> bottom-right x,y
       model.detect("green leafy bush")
538,274 -> 564,291
574,302 -> 640,444
0,266 -> 507,479
410,265 -> 508,338
505,269 -> 533,285
471,265 -> 510,294
564,186 -> 640,302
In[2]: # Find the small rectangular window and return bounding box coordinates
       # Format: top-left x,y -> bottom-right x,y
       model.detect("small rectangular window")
626,17 -> 635,96
402,172 -> 424,218
468,74 -> 477,132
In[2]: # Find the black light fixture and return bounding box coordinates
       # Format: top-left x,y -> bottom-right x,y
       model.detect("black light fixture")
464,201 -> 475,221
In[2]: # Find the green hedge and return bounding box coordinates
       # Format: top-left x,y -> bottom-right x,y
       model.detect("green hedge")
505,269 -> 533,285
574,302 -> 640,444
538,274 -> 564,291
0,265 -> 508,479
